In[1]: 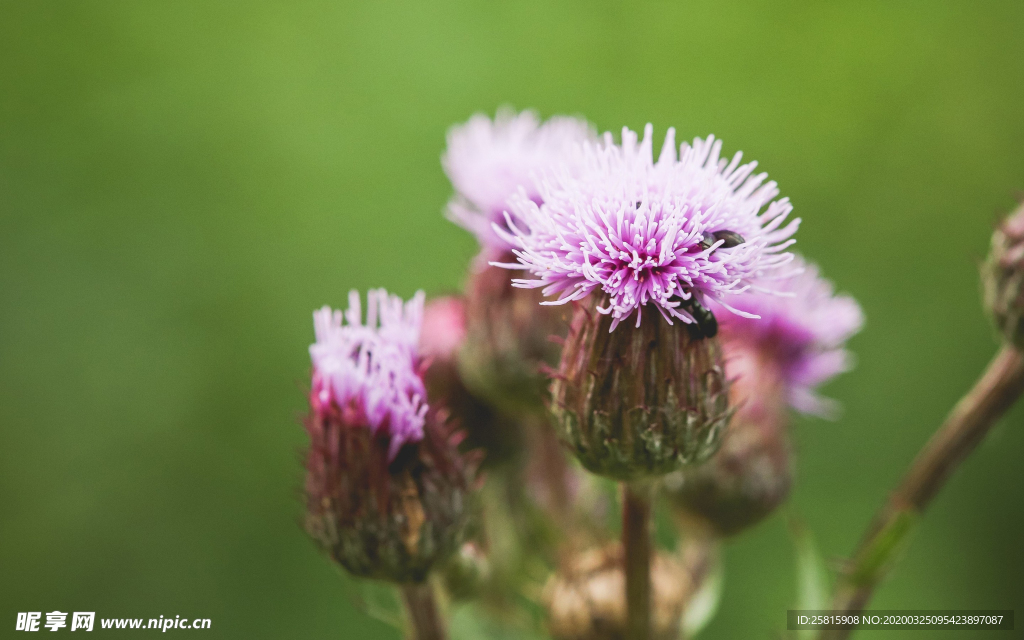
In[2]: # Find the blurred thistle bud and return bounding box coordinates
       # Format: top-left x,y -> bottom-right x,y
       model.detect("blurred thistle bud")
303,289 -> 475,584
458,263 -> 568,416
668,257 -> 862,536
551,301 -> 730,481
543,544 -> 694,640
666,427 -> 792,538
982,202 -> 1024,349
440,541 -> 491,602
420,295 -> 525,467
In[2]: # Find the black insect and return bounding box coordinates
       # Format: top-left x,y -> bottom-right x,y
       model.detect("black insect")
699,229 -> 746,252
674,296 -> 718,339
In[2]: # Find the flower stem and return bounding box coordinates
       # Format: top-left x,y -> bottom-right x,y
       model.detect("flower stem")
401,582 -> 446,640
821,344 -> 1024,640
623,481 -> 653,640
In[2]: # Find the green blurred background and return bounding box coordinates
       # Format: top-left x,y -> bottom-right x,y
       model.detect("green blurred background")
2,1 -> 1023,638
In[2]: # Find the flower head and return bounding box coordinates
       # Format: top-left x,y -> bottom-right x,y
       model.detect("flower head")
443,108 -> 595,256
304,290 -> 475,584
715,256 -> 864,416
309,288 -> 427,459
496,124 -> 800,331
982,201 -> 1024,349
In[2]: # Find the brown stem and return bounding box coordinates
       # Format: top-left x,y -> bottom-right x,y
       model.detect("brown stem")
401,582 -> 446,640
821,345 -> 1024,640
623,482 -> 653,640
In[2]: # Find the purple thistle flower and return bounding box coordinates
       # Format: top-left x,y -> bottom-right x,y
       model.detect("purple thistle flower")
716,255 -> 864,417
443,108 -> 595,257
494,124 -> 801,331
309,288 -> 427,459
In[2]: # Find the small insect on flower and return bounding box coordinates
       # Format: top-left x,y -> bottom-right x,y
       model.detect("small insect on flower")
303,289 -> 476,585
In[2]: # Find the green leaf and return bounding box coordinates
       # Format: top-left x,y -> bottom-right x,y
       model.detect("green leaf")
790,518 -> 829,640
682,553 -> 724,639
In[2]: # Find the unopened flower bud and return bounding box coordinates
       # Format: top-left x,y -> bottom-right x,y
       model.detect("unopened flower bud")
667,253 -> 863,536
459,263 -> 567,416
421,295 -> 525,467
982,203 -> 1024,349
303,290 -> 475,584
667,340 -> 793,538
544,544 -> 694,640
666,416 -> 792,537
440,541 -> 491,601
550,301 -> 730,481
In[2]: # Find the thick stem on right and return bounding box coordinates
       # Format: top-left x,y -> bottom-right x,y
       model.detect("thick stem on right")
821,345 -> 1024,640
623,482 -> 653,640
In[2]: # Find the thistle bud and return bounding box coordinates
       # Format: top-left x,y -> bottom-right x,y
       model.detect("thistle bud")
550,301 -> 730,481
544,544 -> 694,640
459,263 -> 567,416
982,202 -> 1024,349
303,290 -> 474,584
665,410 -> 793,537
421,295 -> 525,467
668,259 -> 862,535
440,541 -> 490,601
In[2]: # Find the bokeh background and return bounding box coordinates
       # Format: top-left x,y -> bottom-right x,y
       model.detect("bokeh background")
2,1 -> 1023,638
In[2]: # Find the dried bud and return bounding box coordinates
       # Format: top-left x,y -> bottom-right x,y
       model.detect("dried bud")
421,295 -> 525,468
459,262 -> 567,416
544,544 -> 693,640
982,203 -> 1024,349
666,344 -> 793,536
303,290 -> 475,584
550,301 -> 730,481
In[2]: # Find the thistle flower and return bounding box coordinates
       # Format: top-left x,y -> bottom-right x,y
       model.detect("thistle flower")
304,289 -> 474,584
309,289 -> 428,460
442,110 -> 590,414
509,125 -> 802,479
982,202 -> 1024,349
715,255 -> 864,417
496,124 -> 800,331
443,108 -> 594,258
667,257 -> 862,536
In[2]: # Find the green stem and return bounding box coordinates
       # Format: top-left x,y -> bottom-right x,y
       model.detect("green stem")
623,481 -> 653,640
401,582 -> 446,640
821,345 -> 1024,640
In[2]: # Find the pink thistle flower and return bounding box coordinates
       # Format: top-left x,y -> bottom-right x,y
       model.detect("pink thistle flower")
495,124 -> 801,331
309,288 -> 427,459
716,255 -> 864,417
443,108 -> 595,257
